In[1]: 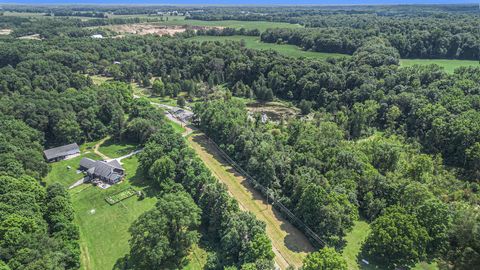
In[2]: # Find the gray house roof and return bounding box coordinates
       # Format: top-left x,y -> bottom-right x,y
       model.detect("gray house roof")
44,143 -> 80,160
80,157 -> 124,182
80,158 -> 96,169
92,161 -> 124,182
107,159 -> 122,169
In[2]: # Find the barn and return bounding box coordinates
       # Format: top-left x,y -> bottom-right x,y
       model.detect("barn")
43,143 -> 80,162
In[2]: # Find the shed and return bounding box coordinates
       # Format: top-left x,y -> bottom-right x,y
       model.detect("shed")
44,143 -> 80,162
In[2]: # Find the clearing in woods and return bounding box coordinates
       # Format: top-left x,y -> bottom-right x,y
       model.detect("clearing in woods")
187,132 -> 314,269
190,35 -> 479,73
342,220 -> 438,270
49,139 -> 207,270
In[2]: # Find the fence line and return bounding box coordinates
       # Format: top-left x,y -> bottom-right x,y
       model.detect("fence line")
205,136 -> 327,248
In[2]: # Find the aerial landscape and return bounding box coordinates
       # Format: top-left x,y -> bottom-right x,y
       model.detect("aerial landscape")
0,2 -> 479,270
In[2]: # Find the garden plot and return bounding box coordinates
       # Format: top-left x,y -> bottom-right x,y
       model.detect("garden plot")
105,187 -> 138,205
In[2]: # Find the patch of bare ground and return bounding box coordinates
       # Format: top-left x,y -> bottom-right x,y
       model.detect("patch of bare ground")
102,23 -> 224,37
103,23 -> 187,36
0,29 -> 12,35
247,101 -> 300,121
187,133 -> 314,269
17,33 -> 41,40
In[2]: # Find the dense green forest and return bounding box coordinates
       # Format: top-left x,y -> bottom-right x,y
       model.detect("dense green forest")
189,5 -> 480,60
0,4 -> 479,270
0,11 -> 275,270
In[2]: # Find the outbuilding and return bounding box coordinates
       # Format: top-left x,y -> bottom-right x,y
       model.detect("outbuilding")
43,143 -> 80,162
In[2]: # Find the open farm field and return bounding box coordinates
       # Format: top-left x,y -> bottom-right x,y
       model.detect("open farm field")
190,35 -> 479,73
400,58 -> 479,74
190,35 -> 348,59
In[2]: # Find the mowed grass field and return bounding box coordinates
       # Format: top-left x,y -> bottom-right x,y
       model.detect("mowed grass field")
72,156 -> 158,270
42,139 -> 206,270
400,58 -> 479,74
42,141 -> 103,187
190,35 -> 349,59
72,156 -> 207,270
98,138 -> 138,158
189,35 -> 478,73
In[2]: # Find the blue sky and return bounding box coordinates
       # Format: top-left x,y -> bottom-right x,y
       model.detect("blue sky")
0,1 -> 476,5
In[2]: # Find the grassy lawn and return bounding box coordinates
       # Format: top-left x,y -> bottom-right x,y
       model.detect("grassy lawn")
90,75 -> 112,85
189,35 -> 478,73
72,155 -> 207,270
343,220 -> 438,270
190,35 -> 349,60
169,119 -> 187,134
43,152 -> 102,187
98,138 -> 138,158
148,95 -> 180,107
72,156 -> 158,270
343,220 -> 371,270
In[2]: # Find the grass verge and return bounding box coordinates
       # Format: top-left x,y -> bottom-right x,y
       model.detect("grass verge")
43,151 -> 101,187
187,132 -> 313,269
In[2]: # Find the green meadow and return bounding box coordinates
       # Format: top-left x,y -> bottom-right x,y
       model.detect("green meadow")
43,151 -> 101,187
343,220 -> 437,270
190,35 -> 349,59
400,58 -> 478,74
42,140 -> 206,270
189,35 -> 478,73
98,138 -> 138,159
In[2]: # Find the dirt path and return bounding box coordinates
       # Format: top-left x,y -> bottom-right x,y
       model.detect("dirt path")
94,136 -> 111,160
187,133 -> 314,269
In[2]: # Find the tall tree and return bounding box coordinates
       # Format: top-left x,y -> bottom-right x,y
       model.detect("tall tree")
128,192 -> 201,269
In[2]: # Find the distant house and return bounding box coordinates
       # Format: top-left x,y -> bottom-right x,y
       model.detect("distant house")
91,34 -> 103,39
171,108 -> 193,123
44,143 -> 80,162
80,158 -> 124,184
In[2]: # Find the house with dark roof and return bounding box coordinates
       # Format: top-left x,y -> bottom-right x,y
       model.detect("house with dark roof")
80,158 -> 125,184
44,143 -> 80,162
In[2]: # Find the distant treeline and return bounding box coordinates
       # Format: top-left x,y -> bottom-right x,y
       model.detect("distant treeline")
260,25 -> 479,60
46,11 -> 107,18
188,5 -> 480,60
0,16 -> 164,38
0,4 -> 200,15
